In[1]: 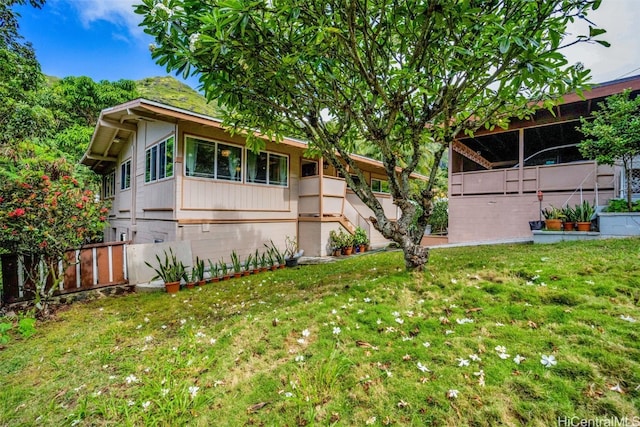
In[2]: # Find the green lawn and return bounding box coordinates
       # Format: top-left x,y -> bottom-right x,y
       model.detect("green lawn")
1,238 -> 639,426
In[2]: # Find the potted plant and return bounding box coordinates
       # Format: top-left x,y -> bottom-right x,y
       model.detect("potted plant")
259,252 -> 269,272
353,226 -> 368,253
193,256 -> 205,285
219,258 -> 230,280
562,205 -> 576,231
541,206 -> 565,231
341,232 -> 354,255
574,200 -> 595,231
329,230 -> 342,256
243,254 -> 253,276
144,248 -> 186,294
208,259 -> 220,283
284,235 -> 303,267
230,250 -> 242,278
265,241 -> 286,269
252,249 -> 261,273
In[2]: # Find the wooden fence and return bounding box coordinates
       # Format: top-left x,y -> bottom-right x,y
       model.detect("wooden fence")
1,241 -> 128,304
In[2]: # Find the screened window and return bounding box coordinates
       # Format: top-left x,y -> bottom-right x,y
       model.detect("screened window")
371,178 -> 389,193
120,159 -> 131,190
145,136 -> 174,183
185,136 -> 243,182
103,171 -> 115,199
247,151 -> 288,186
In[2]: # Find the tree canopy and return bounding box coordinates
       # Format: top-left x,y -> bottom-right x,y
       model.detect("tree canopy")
578,89 -> 640,211
139,0 -> 604,270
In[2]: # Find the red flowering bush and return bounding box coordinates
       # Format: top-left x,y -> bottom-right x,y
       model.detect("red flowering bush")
0,170 -> 110,310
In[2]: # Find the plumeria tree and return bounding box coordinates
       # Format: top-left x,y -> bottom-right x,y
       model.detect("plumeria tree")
0,148 -> 109,312
138,0 -> 605,270
578,89 -> 640,211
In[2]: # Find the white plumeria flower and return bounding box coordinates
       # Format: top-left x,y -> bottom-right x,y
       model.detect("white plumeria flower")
125,375 -> 138,384
423,342 -> 431,348
332,326 -> 341,335
144,317 -> 150,322
363,297 -> 371,303
180,319 -> 187,325
513,354 -> 526,365
144,335 -> 154,342
376,319 -> 383,325
450,278 -> 458,284
210,338 -> 217,345
540,354 -> 557,368
142,401 -> 151,410
161,388 -> 170,397
195,331 -> 206,338
495,322 -> 505,327
302,329 -> 310,337
297,339 -> 306,344
495,345 -> 507,354
456,358 -> 470,367
469,354 -> 481,362
395,318 -> 404,325
188,386 -> 199,398
456,318 -> 474,324
445,330 -> 454,335
609,384 -> 624,393
620,315 -> 637,323
446,389 -> 459,399
284,392 -> 294,398
498,352 -> 510,360
417,362 -> 430,373
295,354 -> 305,362
331,309 -> 337,315
392,311 -> 400,317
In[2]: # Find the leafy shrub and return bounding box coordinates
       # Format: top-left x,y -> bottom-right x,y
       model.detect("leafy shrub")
428,198 -> 448,234
605,198 -> 640,212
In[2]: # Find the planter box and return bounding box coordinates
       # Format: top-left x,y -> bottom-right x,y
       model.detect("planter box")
598,212 -> 640,236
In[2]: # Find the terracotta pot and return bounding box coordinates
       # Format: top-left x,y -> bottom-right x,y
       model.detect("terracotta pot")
576,221 -> 591,232
212,277 -> 220,283
270,265 -> 277,271
243,271 -> 250,276
563,221 -> 575,231
260,267 -> 268,272
198,280 -> 206,286
333,250 -> 341,257
545,219 -> 563,231
279,264 -> 285,269
165,281 -> 180,294
186,282 -> 196,289
359,245 -> 366,253
233,272 -> 242,278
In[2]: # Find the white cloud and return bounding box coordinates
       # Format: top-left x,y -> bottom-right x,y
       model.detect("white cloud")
62,0 -> 145,39
563,0 -> 640,83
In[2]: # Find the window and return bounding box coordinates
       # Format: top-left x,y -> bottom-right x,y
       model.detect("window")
185,136 -> 242,182
120,159 -> 131,190
301,159 -> 318,177
247,150 -> 288,186
145,136 -> 174,183
371,178 -> 389,193
103,171 -> 115,199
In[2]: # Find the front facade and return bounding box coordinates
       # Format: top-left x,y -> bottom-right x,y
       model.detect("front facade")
82,99 -> 402,260
448,75 -> 640,244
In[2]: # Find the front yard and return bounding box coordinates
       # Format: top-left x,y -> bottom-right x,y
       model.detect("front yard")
1,238 -> 639,425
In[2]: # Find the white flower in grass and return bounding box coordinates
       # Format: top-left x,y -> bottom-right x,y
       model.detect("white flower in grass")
417,362 -> 430,373
469,354 -> 481,362
385,370 -> 392,377
446,389 -> 459,399
365,416 -> 377,425
136,324 -> 142,330
495,322 -> 505,327
540,354 -> 557,368
295,354 -> 305,362
297,338 -> 306,344
423,342 -> 431,348
363,297 -> 371,303
188,386 -> 199,398
144,317 -> 150,322
210,338 -> 217,345
401,336 -> 413,341
144,335 -> 154,342
127,400 -> 135,406
180,319 -> 187,325
498,352 -> 510,360
474,370 -> 485,387
450,278 -> 458,284
392,311 -> 400,317
495,345 -> 507,354
609,384 -> 624,393
395,318 -> 404,325
456,318 -> 474,324
284,392 -> 294,398
585,280 -> 595,285
302,329 -> 310,337
406,311 -> 414,317
357,309 -> 365,315
195,331 -> 206,338
125,375 -> 138,384
376,319 -> 383,325
331,309 -> 337,315
456,358 -> 470,367
142,401 -> 151,410
332,326 -> 341,335
513,354 -> 526,365
620,315 -> 637,323
445,330 -> 454,335
161,388 -> 170,397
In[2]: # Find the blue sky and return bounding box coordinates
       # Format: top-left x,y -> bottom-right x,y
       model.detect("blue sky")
16,0 -> 640,91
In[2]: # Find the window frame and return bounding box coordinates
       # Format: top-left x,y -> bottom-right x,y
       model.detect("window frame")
246,149 -> 289,187
120,159 -> 131,190
371,178 -> 390,194
184,135 -> 244,183
103,170 -> 116,199
145,135 -> 175,184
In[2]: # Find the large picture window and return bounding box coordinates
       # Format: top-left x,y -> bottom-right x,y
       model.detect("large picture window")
145,136 -> 174,183
120,159 -> 131,190
247,150 -> 288,186
185,136 -> 242,182
371,178 -> 389,193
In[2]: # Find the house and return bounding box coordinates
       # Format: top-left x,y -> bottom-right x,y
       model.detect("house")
448,75 -> 640,244
81,98 -> 413,266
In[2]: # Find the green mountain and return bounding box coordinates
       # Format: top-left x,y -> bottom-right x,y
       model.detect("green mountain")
135,76 -> 220,118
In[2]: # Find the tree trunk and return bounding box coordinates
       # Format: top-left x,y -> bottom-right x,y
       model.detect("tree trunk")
401,238 -> 430,271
